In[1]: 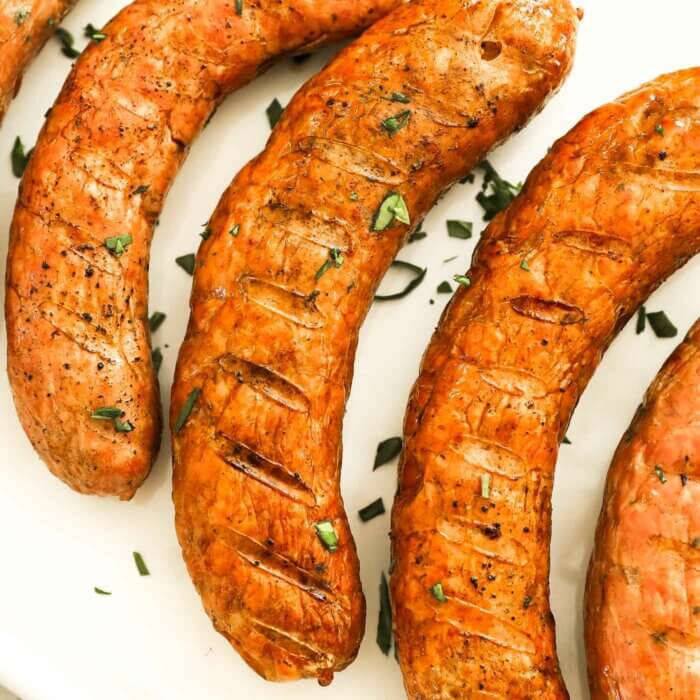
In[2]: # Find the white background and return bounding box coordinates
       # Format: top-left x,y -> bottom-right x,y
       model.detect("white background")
0,1 -> 698,698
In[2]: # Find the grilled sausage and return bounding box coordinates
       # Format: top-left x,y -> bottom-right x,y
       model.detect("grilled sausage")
0,0 -> 76,123
5,0 -> 403,499
585,319 -> 700,700
170,0 -> 579,684
390,68 -> 700,700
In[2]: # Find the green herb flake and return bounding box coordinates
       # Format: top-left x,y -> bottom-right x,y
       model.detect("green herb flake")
374,436 -> 402,469
693,606 -> 700,616
430,582 -> 447,603
443,255 -> 458,263
563,435 -> 572,445
408,231 -> 427,243
636,305 -> 646,334
437,281 -> 452,294
477,160 -> 522,220
229,224 -> 240,237
235,0 -> 243,15
151,347 -> 163,373
646,311 -> 678,338
520,258 -> 530,272
133,551 -> 150,576
388,92 -> 410,104
654,465 -> 667,484
446,220 -> 472,240
174,388 -> 201,433
314,520 -> 339,552
349,191 -> 359,201
115,418 -> 134,433
176,253 -> 196,275
523,595 -> 533,609
132,184 -> 149,195
372,192 -> 410,232
55,27 -> 79,58
358,498 -> 386,522
480,474 -> 491,499
266,98 -> 283,129
377,572 -> 393,655
199,226 -> 212,240
91,407 -> 122,420
651,631 -> 667,645
148,311 -> 166,333
11,136 -> 32,178
315,247 -> 344,280
94,587 -> 111,595
104,234 -> 133,256
691,537 -> 700,549
453,274 -> 471,288
14,9 -> 29,25
381,109 -> 411,135
84,23 -> 107,42
655,124 -> 664,136
375,260 -> 425,301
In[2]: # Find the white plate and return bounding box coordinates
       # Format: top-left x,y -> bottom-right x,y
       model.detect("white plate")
0,1 -> 698,698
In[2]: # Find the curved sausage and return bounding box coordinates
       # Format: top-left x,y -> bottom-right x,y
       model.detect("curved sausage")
170,0 -> 578,684
5,0 -> 402,500
390,68 -> 700,700
585,319 -> 700,700
0,0 -> 76,123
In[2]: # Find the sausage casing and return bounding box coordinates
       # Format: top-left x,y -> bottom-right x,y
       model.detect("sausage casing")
585,319 -> 700,699
171,0 -> 578,684
5,0 -> 401,499
391,68 -> 700,699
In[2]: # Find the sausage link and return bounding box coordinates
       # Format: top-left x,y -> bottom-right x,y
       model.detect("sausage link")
0,0 -> 76,123
585,319 -> 700,699
5,0 -> 402,499
171,0 -> 578,684
391,68 -> 700,700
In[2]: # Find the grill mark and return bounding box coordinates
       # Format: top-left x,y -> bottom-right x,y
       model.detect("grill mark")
436,595 -> 536,655
510,295 -> 586,325
449,436 -> 527,480
553,229 -> 633,261
438,518 -> 530,567
250,618 -> 327,662
214,526 -> 332,603
240,275 -> 326,329
218,354 -> 310,412
262,201 -> 352,251
214,435 -> 316,507
66,243 -> 123,276
296,135 -> 405,184
478,367 -> 548,398
619,162 -> 700,192
38,301 -> 118,362
650,535 -> 700,566
69,147 -> 131,192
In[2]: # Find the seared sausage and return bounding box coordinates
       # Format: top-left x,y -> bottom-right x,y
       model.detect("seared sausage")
170,0 -> 578,684
0,0 -> 76,123
585,319 -> 700,700
5,0 -> 402,499
390,68 -> 700,700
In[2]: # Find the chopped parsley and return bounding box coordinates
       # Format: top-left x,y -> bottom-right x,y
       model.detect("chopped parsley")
520,258 -> 530,272
14,9 -> 29,25
11,136 -> 32,177
90,406 -> 133,433
315,247 -> 344,280
377,572 -> 393,655
266,98 -> 283,129
235,0 -> 243,14
477,161 -> 521,220
151,347 -> 163,373
314,520 -> 339,552
481,474 -> 491,499
446,220 -> 472,239
174,388 -> 201,432
646,311 -> 677,338
133,552 -> 150,576
387,92 -> 410,103
374,436 -> 402,469
148,311 -> 166,333
176,253 -> 196,275
229,224 -> 240,237
375,260 -> 425,300
55,27 -> 80,58
437,281 -> 452,294
430,582 -> 447,603
654,465 -> 667,484
381,110 -> 411,135
104,234 -> 133,256
94,587 -> 111,595
453,274 -> 471,287
372,192 -> 410,231
84,23 -> 106,42
358,498 -> 386,522
636,305 -> 646,334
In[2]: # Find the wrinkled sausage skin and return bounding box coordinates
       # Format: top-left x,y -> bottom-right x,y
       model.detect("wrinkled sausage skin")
0,0 -> 76,123
391,68 -> 700,700
586,319 -> 700,700
5,0 -> 402,499
171,0 -> 578,684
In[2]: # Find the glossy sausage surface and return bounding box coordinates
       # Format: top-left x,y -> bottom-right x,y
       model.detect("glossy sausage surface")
391,68 -> 700,700
5,0 -> 401,499
586,319 -> 700,700
0,0 -> 76,123
171,0 -> 578,684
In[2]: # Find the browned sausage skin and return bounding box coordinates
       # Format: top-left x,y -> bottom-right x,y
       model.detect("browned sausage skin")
391,69 -> 700,700
171,0 -> 578,684
585,319 -> 700,700
5,0 -> 402,499
0,0 -> 76,123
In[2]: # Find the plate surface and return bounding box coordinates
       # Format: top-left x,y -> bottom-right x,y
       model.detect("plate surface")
0,1 -> 698,698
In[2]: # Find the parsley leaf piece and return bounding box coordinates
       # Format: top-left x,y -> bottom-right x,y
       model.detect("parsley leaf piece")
453,274 -> 471,287
430,582 -> 447,603
372,192 -> 410,231
388,92 -> 410,103
174,388 -> 201,433
94,587 -> 111,595
229,224 -> 240,237
437,281 -> 452,294
446,220 -> 472,239
315,247 -> 344,280
55,27 -> 79,58
377,572 -> 393,655
148,311 -> 166,333
381,109 -> 411,135
358,498 -> 386,522
646,311 -> 678,338
84,23 -> 106,42
151,347 -> 163,373
266,98 -> 283,129
133,551 -> 150,576
375,260 -> 425,301
477,160 -> 521,220
314,520 -> 339,552
176,253 -> 196,275
636,305 -> 646,334
104,234 -> 133,256
11,136 -> 32,177
373,436 -> 402,470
